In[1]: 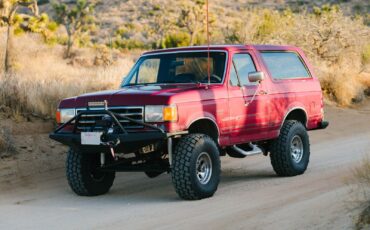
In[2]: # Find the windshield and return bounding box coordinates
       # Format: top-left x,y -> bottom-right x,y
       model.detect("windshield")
122,51 -> 227,86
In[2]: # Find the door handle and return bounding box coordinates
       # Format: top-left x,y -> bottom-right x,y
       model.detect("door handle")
259,90 -> 268,95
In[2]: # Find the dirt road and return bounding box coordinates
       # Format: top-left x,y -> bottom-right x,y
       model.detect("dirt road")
0,102 -> 369,230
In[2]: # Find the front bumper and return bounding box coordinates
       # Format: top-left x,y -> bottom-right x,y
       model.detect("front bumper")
49,132 -> 167,153
49,109 -> 184,153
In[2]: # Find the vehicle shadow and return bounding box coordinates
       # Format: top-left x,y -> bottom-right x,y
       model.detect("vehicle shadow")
103,173 -> 180,202
220,168 -> 277,185
102,168 -> 276,203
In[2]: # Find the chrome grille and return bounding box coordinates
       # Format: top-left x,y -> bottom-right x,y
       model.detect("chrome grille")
76,106 -> 144,130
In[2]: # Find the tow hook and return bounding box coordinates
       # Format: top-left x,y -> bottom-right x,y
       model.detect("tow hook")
101,137 -> 120,160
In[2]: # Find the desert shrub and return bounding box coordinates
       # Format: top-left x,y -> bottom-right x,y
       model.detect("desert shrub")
149,13 -> 176,49
254,10 -> 279,42
0,34 -> 134,117
152,4 -> 161,11
112,38 -> 147,50
162,32 -> 191,48
22,13 -> 58,44
287,7 -> 369,106
362,44 -> 370,65
115,23 -> 137,39
351,157 -> 370,229
0,127 -> 15,157
111,23 -> 149,50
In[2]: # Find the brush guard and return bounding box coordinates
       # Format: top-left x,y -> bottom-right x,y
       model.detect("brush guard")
49,109 -> 168,154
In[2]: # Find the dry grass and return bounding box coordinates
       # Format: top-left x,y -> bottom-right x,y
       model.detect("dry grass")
0,33 -> 134,118
351,157 -> 370,229
0,127 -> 15,157
352,158 -> 370,196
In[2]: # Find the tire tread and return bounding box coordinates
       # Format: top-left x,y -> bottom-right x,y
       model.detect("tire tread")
270,120 -> 310,176
66,149 -> 115,196
171,134 -> 220,200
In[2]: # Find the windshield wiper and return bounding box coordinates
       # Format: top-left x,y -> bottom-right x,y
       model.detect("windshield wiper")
123,83 -> 159,87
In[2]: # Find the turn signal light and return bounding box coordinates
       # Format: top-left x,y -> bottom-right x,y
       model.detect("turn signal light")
56,110 -> 61,124
163,106 -> 178,122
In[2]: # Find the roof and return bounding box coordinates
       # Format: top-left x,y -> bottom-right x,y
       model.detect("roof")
142,44 -> 302,55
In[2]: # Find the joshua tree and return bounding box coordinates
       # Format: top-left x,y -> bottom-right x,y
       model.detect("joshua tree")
177,0 -> 206,46
0,0 -> 37,73
150,12 -> 175,48
52,0 -> 95,58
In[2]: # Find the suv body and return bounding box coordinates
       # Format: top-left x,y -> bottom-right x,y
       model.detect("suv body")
50,45 -> 328,200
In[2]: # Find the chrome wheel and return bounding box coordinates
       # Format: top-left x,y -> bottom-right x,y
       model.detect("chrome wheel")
291,135 -> 304,163
196,152 -> 212,184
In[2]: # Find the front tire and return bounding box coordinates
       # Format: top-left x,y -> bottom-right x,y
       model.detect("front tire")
66,149 -> 115,196
171,134 -> 221,200
270,120 -> 310,176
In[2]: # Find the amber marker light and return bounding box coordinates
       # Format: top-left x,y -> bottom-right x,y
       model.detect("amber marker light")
56,110 -> 61,124
163,105 -> 178,122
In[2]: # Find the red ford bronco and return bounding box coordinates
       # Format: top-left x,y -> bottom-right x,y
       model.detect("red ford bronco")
50,45 -> 329,200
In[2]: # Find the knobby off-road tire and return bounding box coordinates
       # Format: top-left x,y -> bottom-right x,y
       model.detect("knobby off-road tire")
66,148 -> 115,196
171,134 -> 221,200
270,120 -> 310,176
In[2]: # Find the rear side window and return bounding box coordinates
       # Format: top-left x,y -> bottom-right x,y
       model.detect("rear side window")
261,52 -> 310,79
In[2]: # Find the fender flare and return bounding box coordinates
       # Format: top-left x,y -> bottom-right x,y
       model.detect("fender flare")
280,106 -> 308,129
186,116 -> 220,143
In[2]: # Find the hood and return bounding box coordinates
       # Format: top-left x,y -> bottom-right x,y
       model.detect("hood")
59,84 -> 202,108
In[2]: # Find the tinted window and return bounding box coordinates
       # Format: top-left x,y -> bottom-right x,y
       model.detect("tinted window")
124,52 -> 226,86
261,52 -> 310,79
229,53 -> 257,86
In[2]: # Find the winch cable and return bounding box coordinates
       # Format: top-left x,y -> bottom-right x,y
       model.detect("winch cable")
206,0 -> 211,86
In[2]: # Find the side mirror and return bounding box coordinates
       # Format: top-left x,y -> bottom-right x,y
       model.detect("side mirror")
248,71 -> 264,83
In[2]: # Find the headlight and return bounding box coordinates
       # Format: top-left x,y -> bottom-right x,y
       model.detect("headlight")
145,105 -> 177,122
56,108 -> 76,124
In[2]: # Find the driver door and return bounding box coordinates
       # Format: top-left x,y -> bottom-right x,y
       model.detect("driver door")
227,52 -> 271,144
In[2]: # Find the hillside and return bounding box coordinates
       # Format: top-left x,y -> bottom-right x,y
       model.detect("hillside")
37,0 -> 370,45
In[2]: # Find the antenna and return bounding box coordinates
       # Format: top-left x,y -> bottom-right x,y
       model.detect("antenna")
206,0 -> 210,86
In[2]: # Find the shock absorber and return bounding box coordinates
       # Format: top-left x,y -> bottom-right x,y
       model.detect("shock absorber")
100,153 -> 105,166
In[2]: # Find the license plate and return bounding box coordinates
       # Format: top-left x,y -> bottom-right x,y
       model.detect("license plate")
81,132 -> 102,145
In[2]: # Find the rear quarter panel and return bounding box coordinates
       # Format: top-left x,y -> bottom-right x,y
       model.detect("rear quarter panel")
255,47 -> 323,132
267,78 -> 323,131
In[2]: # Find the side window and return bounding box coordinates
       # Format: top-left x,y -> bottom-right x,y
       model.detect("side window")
260,52 -> 310,79
229,53 -> 257,86
131,58 -> 160,84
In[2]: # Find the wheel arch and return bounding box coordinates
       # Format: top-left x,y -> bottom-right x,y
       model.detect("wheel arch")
282,107 -> 308,128
187,117 -> 220,144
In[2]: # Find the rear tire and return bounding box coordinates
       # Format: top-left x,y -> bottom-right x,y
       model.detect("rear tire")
171,134 -> 221,200
66,149 -> 115,196
270,120 -> 310,176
